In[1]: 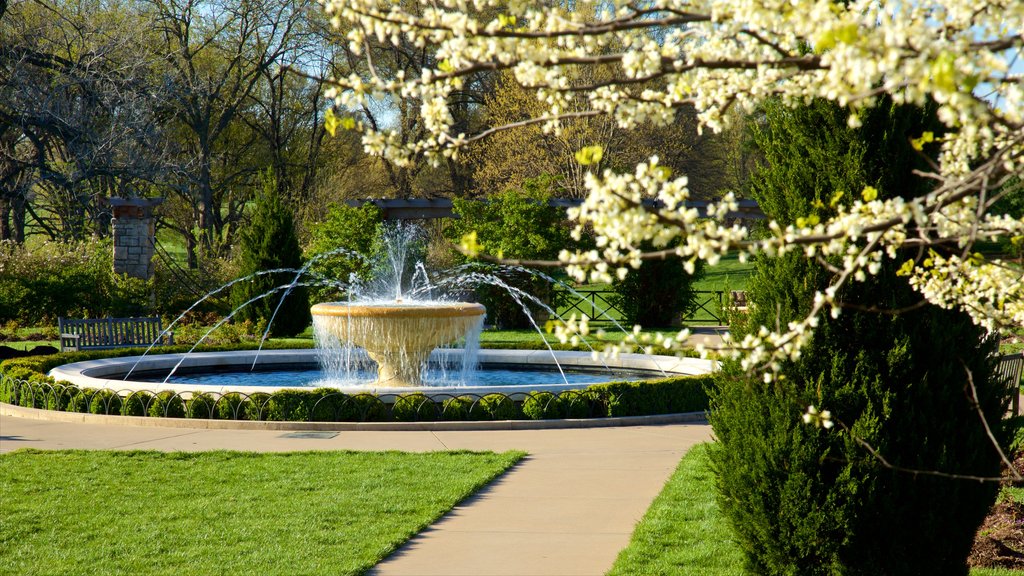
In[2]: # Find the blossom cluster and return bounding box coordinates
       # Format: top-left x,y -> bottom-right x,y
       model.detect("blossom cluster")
322,0 -> 1024,384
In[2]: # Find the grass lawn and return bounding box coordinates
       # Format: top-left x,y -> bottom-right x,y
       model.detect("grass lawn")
693,251 -> 755,293
609,443 -> 1020,576
0,449 -> 523,576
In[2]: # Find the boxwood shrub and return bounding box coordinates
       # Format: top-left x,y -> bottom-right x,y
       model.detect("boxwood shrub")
149,391 -> 185,418
187,393 -> 217,419
121,391 -> 153,416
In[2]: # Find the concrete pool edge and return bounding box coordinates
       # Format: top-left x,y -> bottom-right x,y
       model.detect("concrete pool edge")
47,348 -> 716,397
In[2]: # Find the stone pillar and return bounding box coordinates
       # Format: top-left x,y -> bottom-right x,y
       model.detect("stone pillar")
109,197 -> 163,280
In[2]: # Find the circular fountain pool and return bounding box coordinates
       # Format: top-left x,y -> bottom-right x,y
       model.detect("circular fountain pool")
47,349 -> 715,398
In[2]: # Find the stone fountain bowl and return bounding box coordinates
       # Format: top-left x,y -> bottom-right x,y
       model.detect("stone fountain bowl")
310,301 -> 486,387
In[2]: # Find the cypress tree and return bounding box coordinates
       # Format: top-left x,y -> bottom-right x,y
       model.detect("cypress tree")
230,170 -> 310,337
709,98 -> 1005,575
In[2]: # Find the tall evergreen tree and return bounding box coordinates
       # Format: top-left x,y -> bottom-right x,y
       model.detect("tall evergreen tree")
709,99 -> 1006,575
231,170 -> 310,337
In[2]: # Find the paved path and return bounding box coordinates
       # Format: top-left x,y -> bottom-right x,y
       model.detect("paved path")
0,414 -> 713,576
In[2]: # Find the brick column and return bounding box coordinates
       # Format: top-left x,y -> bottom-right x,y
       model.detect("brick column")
109,198 -> 163,280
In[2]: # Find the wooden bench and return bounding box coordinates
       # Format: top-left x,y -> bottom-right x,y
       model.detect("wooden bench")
730,290 -> 749,313
997,352 -> 1024,416
58,316 -> 174,352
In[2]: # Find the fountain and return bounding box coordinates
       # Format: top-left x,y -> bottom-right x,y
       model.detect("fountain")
43,222 -> 715,402
310,301 -> 485,387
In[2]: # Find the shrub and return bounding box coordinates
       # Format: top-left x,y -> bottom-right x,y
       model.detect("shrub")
609,241 -> 705,327
0,239 -> 152,324
522,392 -> 557,419
710,98 -> 1004,575
392,393 -> 436,421
441,396 -> 472,421
216,393 -> 247,420
244,393 -> 272,421
265,390 -> 315,421
230,169 -> 310,338
469,394 -> 520,421
120,391 -> 153,416
186,393 -> 217,419
67,388 -> 97,413
591,376 -> 712,417
336,393 -> 388,422
148,391 -> 185,418
89,390 -> 122,415
308,389 -> 347,421
556,390 -> 596,419
45,382 -> 79,412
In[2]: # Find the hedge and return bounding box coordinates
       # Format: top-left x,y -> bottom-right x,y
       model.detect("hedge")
0,351 -> 713,423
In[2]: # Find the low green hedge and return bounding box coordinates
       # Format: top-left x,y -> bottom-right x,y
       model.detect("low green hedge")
0,350 -> 713,423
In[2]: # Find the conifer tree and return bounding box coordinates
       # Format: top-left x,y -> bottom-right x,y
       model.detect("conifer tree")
709,99 -> 1006,575
231,170 -> 310,337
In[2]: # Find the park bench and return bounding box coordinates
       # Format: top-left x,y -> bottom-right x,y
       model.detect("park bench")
58,316 -> 173,353
997,352 -> 1024,416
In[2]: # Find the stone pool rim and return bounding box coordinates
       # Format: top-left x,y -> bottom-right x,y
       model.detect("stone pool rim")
47,348 -> 715,398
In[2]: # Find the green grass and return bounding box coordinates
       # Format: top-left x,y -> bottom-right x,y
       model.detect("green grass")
610,443 -> 1021,575
0,449 -> 524,576
607,444 -> 744,576
693,251 -> 755,292
478,327 -> 692,352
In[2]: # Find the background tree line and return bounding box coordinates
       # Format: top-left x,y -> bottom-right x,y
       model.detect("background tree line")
0,0 -> 747,265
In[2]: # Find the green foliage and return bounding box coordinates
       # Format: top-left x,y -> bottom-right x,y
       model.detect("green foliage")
264,390 -> 315,421
441,396 -> 473,420
0,240 -> 153,324
187,392 -> 217,419
244,393 -> 272,421
148,391 -> 185,418
592,376 -> 712,417
711,98 -> 1004,575
216,393 -> 247,420
610,243 -> 705,327
337,393 -> 388,422
173,318 -> 268,346
469,393 -> 521,420
392,393 -> 436,421
121,391 -> 153,416
89,389 -> 122,415
521,390 -> 597,419
67,388 -> 96,413
448,176 -> 573,328
307,389 -> 347,421
304,202 -> 383,302
521,391 -> 557,419
230,170 -> 310,337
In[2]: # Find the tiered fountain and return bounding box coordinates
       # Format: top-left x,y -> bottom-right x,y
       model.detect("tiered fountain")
310,301 -> 485,387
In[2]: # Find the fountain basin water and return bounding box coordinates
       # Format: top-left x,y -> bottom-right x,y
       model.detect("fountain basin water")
47,349 -> 715,399
311,301 -> 485,387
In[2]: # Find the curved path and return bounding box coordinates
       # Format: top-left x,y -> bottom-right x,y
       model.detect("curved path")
0,412 -> 713,576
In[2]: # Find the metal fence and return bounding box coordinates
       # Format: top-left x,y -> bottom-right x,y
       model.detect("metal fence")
557,289 -> 728,326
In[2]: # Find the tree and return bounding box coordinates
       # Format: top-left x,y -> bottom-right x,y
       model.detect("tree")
610,243 -> 704,328
0,0 -> 170,242
709,98 -> 1005,574
447,175 -> 572,328
230,170 -> 309,337
471,70 -> 744,199
323,1 -> 1024,370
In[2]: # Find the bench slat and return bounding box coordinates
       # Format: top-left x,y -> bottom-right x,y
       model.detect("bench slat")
58,316 -> 171,352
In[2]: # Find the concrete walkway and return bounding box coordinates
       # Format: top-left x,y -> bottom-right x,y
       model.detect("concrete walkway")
0,414 -> 713,576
